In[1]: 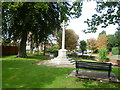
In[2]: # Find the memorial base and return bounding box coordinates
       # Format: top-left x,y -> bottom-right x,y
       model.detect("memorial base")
50,49 -> 73,64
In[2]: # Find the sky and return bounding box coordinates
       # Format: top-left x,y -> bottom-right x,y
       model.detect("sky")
66,1 -> 118,41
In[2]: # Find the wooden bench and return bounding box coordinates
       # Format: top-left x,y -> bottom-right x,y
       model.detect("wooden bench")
76,61 -> 112,78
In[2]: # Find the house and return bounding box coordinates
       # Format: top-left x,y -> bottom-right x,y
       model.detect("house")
26,41 -> 51,51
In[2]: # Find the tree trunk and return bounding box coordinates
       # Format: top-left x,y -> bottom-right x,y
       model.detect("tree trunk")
30,42 -> 34,54
36,43 -> 39,55
30,35 -> 34,54
18,32 -> 27,58
82,51 -> 84,58
43,43 -> 46,56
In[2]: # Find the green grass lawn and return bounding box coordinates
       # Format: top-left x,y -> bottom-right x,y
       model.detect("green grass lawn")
107,55 -> 120,58
72,58 -> 97,62
2,54 -> 49,61
87,53 -> 120,58
2,54 -> 120,88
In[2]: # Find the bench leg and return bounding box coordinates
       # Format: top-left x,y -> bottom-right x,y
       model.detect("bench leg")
108,71 -> 110,77
76,69 -> 78,76
108,71 -> 111,81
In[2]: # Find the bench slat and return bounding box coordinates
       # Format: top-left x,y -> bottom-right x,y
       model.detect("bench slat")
76,66 -> 110,71
76,61 -> 111,66
76,63 -> 110,67
76,61 -> 112,71
76,64 -> 111,68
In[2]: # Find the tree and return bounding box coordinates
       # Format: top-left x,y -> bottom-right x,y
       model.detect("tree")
80,40 -> 87,55
107,34 -> 116,51
107,30 -> 120,52
2,2 -> 50,57
96,34 -> 108,49
99,30 -> 106,35
114,30 -> 120,47
87,38 -> 97,52
98,48 -> 108,62
2,2 -> 83,57
42,38 -> 50,56
84,2 -> 120,33
28,32 -> 34,54
57,29 -> 79,50
65,29 -> 79,50
112,47 -> 120,55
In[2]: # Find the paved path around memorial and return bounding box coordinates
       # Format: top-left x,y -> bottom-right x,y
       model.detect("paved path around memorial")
36,60 -> 75,67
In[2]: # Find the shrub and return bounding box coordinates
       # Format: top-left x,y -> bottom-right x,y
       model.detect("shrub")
112,47 -> 120,55
69,52 -> 78,57
46,48 -> 58,53
46,44 -> 58,53
98,48 -> 109,62
93,49 -> 98,53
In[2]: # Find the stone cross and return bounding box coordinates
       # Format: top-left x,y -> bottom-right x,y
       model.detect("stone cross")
60,20 -> 68,49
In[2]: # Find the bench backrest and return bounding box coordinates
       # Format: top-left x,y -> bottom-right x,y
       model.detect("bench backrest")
76,61 -> 112,71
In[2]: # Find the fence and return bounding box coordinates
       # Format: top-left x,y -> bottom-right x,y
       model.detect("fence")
1,46 -> 18,56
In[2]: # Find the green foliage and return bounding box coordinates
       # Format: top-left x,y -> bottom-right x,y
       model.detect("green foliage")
98,48 -> 108,62
112,47 -> 120,55
33,51 -> 44,55
46,44 -> 58,53
107,30 -> 120,52
107,34 -> 115,52
2,38 -> 11,45
114,30 -> 120,47
34,2 -> 49,10
93,49 -> 98,53
80,40 -> 87,54
99,30 -> 106,35
76,49 -> 81,51
84,2 -> 120,33
2,2 -> 83,42
2,2 -> 83,57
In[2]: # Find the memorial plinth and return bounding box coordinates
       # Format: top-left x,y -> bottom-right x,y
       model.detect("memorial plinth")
50,49 -> 72,64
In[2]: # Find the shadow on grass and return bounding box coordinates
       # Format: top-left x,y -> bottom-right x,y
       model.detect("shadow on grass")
28,55 -> 49,59
2,54 -> 49,61
2,60 -> 71,88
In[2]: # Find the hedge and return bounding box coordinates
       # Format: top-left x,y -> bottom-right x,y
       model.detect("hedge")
112,47 -> 120,55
